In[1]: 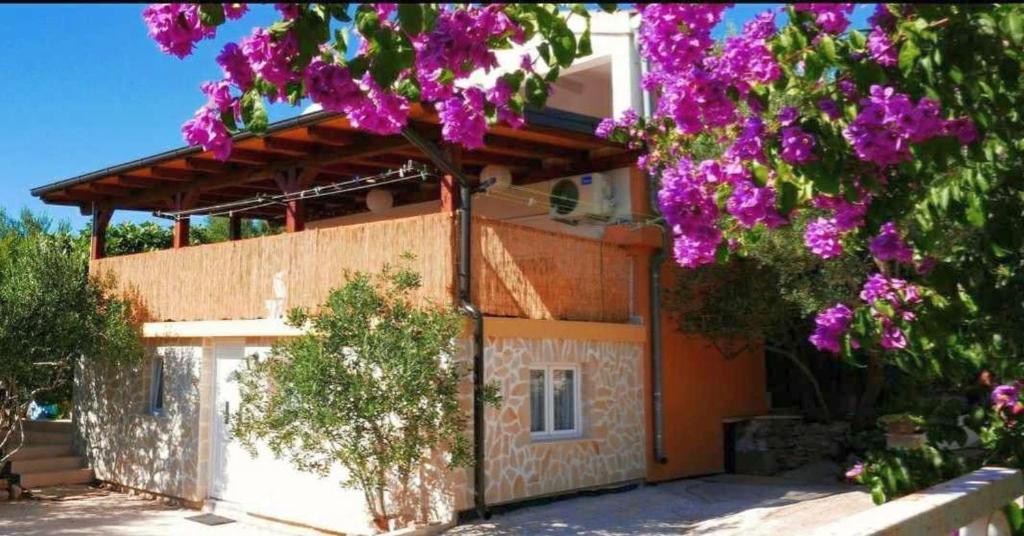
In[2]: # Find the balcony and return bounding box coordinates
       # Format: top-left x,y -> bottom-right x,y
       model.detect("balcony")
91,213 -> 637,324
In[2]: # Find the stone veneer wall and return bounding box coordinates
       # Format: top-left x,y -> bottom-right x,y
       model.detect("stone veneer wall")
74,339 -> 204,503
464,336 -> 646,507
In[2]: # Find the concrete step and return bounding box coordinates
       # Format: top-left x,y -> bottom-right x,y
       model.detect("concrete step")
23,430 -> 73,445
10,456 -> 84,474
18,468 -> 93,489
5,444 -> 73,461
22,420 -> 73,434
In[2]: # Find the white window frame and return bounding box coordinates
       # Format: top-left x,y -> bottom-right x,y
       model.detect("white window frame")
529,365 -> 582,441
148,354 -> 165,416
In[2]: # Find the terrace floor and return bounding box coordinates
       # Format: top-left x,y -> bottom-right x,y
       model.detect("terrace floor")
0,474 -> 874,535
447,473 -> 875,536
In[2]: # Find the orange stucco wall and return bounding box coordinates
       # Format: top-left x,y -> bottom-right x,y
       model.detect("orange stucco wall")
625,165 -> 769,481
647,314 -> 768,481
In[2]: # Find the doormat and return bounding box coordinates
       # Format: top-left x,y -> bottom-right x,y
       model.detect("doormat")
187,513 -> 236,526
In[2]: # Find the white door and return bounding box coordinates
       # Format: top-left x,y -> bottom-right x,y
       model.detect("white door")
208,342 -> 372,533
209,341 -> 257,503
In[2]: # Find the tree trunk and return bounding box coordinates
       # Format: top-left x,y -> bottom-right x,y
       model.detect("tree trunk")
766,345 -> 832,422
854,350 -> 885,427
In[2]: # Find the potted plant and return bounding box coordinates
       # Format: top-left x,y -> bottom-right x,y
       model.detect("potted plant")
877,413 -> 927,449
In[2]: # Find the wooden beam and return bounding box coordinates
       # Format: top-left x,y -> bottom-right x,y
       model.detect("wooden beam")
171,191 -> 199,249
226,148 -> 277,166
90,208 -> 113,260
113,175 -> 162,188
306,126 -> 359,146
481,134 -> 583,160
84,183 -> 134,197
261,137 -> 322,155
150,166 -> 204,180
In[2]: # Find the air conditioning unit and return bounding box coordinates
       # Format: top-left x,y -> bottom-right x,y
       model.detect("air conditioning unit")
548,173 -> 615,222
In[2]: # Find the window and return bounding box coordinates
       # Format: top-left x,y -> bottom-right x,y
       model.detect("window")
529,366 -> 580,439
149,355 -> 165,415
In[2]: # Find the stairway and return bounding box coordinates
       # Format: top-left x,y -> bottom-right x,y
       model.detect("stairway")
3,420 -> 93,490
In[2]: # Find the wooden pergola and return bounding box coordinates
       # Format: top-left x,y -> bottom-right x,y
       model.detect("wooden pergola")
32,105 -> 637,260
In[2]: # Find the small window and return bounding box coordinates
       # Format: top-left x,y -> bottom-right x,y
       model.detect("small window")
149,356 -> 165,415
529,366 -> 581,439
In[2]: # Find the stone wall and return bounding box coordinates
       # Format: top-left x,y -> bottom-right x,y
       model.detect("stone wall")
74,340 -> 203,503
467,336 -> 647,506
732,416 -> 850,476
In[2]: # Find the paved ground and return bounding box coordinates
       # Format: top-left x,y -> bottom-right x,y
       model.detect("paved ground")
0,475 -> 874,536
0,487 -> 300,536
448,474 -> 875,536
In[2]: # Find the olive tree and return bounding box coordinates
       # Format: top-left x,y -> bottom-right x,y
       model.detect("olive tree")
231,256 -> 493,530
0,210 -> 143,463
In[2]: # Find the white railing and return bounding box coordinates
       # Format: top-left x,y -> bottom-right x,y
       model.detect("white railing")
812,467 -> 1023,536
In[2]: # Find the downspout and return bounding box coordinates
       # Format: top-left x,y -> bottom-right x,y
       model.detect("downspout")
634,24 -> 668,465
401,128 -> 489,519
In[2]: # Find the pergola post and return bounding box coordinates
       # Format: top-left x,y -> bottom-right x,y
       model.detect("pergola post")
440,145 -> 463,212
90,207 -> 113,260
276,167 -> 316,233
171,191 -> 198,249
228,214 -> 242,241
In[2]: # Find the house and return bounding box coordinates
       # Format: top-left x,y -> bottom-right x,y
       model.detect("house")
28,11 -> 767,535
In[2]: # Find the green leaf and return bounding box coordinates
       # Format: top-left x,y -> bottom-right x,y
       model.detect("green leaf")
355,7 -> 380,37
578,25 -> 593,57
397,4 -> 423,35
899,38 -> 920,75
1001,11 -> 1024,45
598,3 -> 618,13
848,30 -> 867,50
525,74 -> 549,108
537,43 -> 552,67
544,65 -> 561,83
965,195 -> 986,228
778,182 -> 798,215
199,4 -> 225,27
240,90 -> 268,133
817,35 -> 837,63
804,53 -> 825,81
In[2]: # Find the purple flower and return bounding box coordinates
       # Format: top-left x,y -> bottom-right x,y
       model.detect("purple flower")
241,27 -> 299,90
944,118 -> 979,144
658,158 -> 723,268
182,105 -> 232,161
439,87 -> 488,149
868,4 -> 895,30
838,79 -> 858,101
780,127 -> 816,164
200,80 -> 234,114
819,98 -> 841,120
880,320 -> 908,350
915,256 -> 937,275
303,59 -> 365,114
845,462 -> 865,481
727,180 -> 783,228
223,3 -> 247,20
804,217 -> 843,258
216,43 -> 254,90
414,5 -> 522,101
869,222 -> 914,264
992,383 -> 1021,411
810,303 -> 854,354
638,4 -> 729,75
843,86 -> 955,166
375,3 -> 398,20
142,3 -> 212,59
727,117 -> 766,162
274,3 -> 299,19
794,4 -> 854,35
345,76 -> 409,135
778,106 -> 799,126
867,27 -> 898,67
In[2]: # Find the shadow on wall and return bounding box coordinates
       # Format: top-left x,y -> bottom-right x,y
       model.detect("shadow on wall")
74,344 -> 202,502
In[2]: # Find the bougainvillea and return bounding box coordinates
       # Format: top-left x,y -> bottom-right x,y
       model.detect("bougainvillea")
147,4 -> 1024,371
143,3 -> 595,159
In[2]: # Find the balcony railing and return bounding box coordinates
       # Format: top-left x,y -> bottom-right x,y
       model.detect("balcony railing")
91,213 -> 635,324
811,467 -> 1024,536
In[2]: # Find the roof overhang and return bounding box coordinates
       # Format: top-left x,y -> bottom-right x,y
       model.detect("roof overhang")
32,105 -> 638,222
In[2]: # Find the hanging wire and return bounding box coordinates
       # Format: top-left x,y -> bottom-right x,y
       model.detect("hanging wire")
152,161 -> 435,221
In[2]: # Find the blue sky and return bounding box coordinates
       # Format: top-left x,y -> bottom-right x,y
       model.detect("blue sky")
0,4 -> 870,229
